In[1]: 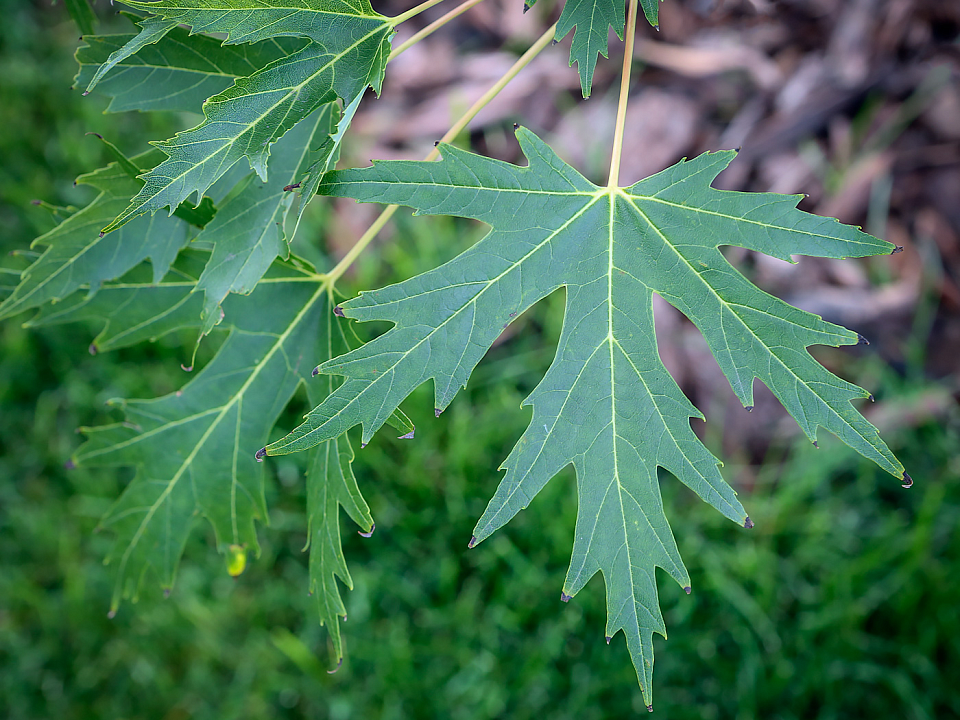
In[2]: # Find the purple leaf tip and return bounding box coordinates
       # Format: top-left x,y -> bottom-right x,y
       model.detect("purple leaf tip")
99,231 -> 105,238
744,405 -> 753,412
312,366 -> 320,377
327,658 -> 343,674
180,363 -> 193,372
255,447 -> 267,462
684,586 -> 691,595
901,472 -> 913,488
358,523 -> 375,538
468,536 -> 477,549
813,441 -> 819,449
560,592 -> 571,603
435,408 -> 442,417
605,635 -> 612,644
398,429 -> 415,440
87,342 -> 97,355
744,516 -> 754,529
64,459 -> 76,470
283,182 -> 301,192
857,333 -> 870,346
107,609 -> 117,619
891,246 -> 904,254
333,305 -> 345,317
647,704 -> 654,713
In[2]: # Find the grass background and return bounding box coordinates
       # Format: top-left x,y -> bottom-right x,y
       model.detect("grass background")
1,2 -> 958,718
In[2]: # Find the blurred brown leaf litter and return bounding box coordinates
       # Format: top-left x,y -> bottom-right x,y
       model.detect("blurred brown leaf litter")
341,0 -> 959,464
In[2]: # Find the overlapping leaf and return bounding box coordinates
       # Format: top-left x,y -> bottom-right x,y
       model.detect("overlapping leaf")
0,153 -> 191,321
265,127 -> 905,703
31,245 -> 411,655
101,0 -> 393,234
75,20 -> 305,113
193,106 -> 335,334
556,0 -> 661,97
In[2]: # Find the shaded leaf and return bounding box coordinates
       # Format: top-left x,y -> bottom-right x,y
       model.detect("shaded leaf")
82,15 -> 180,96
75,27 -> 305,114
100,1 -> 393,234
68,261 -> 332,608
0,154 -> 190,321
267,127 -> 904,704
193,105 -> 336,334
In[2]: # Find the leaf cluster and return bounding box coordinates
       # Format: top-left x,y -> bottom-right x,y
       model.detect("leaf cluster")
1,0 -> 907,705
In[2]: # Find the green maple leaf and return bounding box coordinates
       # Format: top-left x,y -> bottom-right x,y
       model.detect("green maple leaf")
0,154 -> 191,322
557,0 -> 661,97
38,255 -> 410,644
75,19 -> 305,113
193,105 -> 336,334
264,127 -> 905,704
33,250 -> 411,657
101,0 -> 393,234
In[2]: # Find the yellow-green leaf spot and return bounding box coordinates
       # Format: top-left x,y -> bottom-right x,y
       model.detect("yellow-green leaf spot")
227,544 -> 247,577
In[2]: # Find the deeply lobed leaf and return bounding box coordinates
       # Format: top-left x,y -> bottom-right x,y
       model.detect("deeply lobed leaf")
267,127 -> 904,703
100,0 -> 393,234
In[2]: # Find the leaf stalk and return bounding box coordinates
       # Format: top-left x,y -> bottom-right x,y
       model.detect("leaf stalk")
607,0 -> 640,188
391,0 -> 449,26
390,0 -> 489,60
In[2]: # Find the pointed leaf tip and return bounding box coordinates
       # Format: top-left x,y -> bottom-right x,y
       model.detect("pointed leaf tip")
560,592 -> 572,603
107,609 -> 117,619
435,408 -> 442,417
88,343 -> 98,355
312,366 -> 321,377
857,333 -> 870,346
744,405 -> 753,412
892,246 -> 904,254
744,517 -> 754,529
398,429 -> 415,440
358,523 -> 375,538
902,472 -> 913,488
683,586 -> 691,595
255,447 -> 267,463
64,459 -> 76,470
605,635 -> 612,644
468,536 -> 477,549
180,363 -> 193,372
333,305 -> 345,317
327,658 -> 343,674
283,182 -> 301,192
647,704 -> 654,713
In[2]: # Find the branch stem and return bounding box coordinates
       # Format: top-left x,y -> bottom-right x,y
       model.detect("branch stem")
390,0 -> 488,60
325,22 -> 558,286
391,0 -> 448,25
607,0 -> 639,188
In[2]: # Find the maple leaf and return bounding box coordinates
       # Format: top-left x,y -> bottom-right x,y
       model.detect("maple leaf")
100,0 -> 393,234
75,18 -> 306,113
193,105 -> 336,334
35,253 -> 410,650
265,127 -> 905,703
556,0 -> 661,97
0,153 -> 191,322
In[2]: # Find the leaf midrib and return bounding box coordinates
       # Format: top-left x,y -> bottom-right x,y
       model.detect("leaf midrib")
106,282 -> 326,581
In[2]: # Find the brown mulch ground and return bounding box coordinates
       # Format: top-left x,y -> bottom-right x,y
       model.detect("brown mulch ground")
343,0 -> 960,468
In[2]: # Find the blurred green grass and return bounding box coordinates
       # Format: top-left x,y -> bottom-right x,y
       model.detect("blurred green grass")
1,3 -> 958,719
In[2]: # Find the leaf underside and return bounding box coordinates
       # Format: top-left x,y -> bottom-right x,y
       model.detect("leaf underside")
267,127 -> 904,702
100,0 -> 392,234
3,0 -> 910,704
